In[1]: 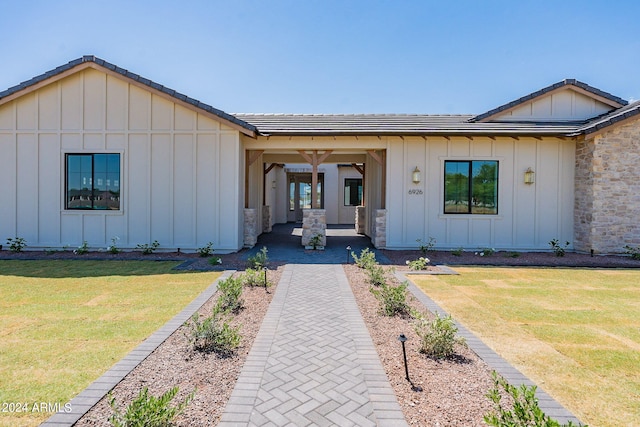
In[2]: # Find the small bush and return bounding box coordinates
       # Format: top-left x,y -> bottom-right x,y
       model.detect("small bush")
187,312 -> 241,354
6,237 -> 26,253
549,239 -> 570,257
413,310 -> 466,359
416,237 -> 436,255
108,385 -> 195,427
247,246 -> 269,269
107,236 -> 120,254
477,247 -> 495,257
406,257 -> 430,270
197,242 -> 214,257
367,263 -> 389,286
214,276 -> 244,313
74,241 -> 89,255
504,251 -> 521,258
136,240 -> 160,255
241,268 -> 267,287
352,247 -> 377,269
208,256 -> 223,266
451,247 -> 464,256
484,371 -> 585,427
623,245 -> 640,260
370,281 -> 409,316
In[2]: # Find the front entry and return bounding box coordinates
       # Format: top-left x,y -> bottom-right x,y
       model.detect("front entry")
287,173 -> 324,222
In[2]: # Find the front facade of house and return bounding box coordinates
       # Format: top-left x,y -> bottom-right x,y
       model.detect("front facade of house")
1,56 -> 639,254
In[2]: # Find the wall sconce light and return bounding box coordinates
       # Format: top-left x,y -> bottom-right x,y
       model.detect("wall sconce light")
524,167 -> 535,185
412,166 -> 421,184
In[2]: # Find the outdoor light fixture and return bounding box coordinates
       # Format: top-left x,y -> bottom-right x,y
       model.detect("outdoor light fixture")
263,266 -> 268,292
524,167 -> 535,184
346,245 -> 352,264
412,166 -> 421,184
398,334 -> 410,382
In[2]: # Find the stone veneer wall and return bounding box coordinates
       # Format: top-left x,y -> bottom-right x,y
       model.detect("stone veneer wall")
301,209 -> 326,247
574,117 -> 640,254
262,205 -> 272,233
355,206 -> 366,234
372,209 -> 386,249
243,208 -> 258,248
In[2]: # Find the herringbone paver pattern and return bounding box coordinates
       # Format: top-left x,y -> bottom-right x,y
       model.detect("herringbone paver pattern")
219,264 -> 407,427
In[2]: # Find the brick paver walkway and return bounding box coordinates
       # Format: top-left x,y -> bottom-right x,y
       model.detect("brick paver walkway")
218,264 -> 407,426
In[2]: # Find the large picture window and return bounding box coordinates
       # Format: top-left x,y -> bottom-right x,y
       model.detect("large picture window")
344,178 -> 363,206
444,160 -> 498,214
66,154 -> 121,210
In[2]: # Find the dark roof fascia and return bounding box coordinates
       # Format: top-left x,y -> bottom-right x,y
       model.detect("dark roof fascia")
570,100 -> 640,136
469,79 -> 628,123
0,56 -> 258,137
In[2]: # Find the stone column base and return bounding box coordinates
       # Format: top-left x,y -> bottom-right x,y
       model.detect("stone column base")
302,209 -> 326,247
262,205 -> 272,233
372,209 -> 386,249
243,208 -> 258,248
355,205 -> 366,234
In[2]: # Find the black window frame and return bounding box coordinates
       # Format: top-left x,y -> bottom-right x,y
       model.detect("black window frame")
443,160 -> 498,215
65,153 -> 121,211
344,178 -> 363,206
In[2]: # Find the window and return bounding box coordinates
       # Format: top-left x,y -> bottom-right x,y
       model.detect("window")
444,160 -> 498,214
344,178 -> 363,206
66,154 -> 121,210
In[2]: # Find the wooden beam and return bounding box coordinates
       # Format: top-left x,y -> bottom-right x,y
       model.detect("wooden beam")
297,150 -> 313,164
247,150 -> 264,166
317,150 -> 333,164
367,150 -> 383,165
352,163 -> 365,175
264,163 -> 277,175
381,150 -> 386,210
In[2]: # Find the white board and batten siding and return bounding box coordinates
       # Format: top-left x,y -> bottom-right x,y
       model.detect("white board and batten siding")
0,68 -> 244,252
385,136 -> 575,251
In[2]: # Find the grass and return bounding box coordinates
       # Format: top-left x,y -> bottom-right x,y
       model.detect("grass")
410,267 -> 640,427
0,260 -> 221,427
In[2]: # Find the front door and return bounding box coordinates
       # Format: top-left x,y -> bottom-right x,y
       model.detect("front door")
288,173 -> 324,222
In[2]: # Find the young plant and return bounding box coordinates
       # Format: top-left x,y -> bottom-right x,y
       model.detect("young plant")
451,247 -> 464,256
412,310 -> 466,359
416,237 -> 436,255
370,281 -> 409,316
484,371 -> 585,427
197,242 -> 214,257
241,268 -> 266,287
6,237 -> 26,253
406,257 -> 430,270
74,241 -> 89,255
214,276 -> 244,314
351,247 -> 377,269
208,256 -> 223,266
107,236 -> 121,254
504,251 -> 521,258
187,312 -> 241,354
108,386 -> 195,427
309,234 -> 323,249
549,239 -> 570,257
136,240 -> 160,255
247,246 -> 269,269
623,245 -> 640,260
477,247 -> 495,257
366,263 -> 390,287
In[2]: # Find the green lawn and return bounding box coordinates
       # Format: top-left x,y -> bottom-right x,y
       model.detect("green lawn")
410,267 -> 640,427
0,260 -> 220,427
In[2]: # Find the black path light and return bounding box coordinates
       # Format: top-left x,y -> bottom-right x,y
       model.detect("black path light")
263,266 -> 269,293
346,245 -> 351,264
398,334 -> 423,392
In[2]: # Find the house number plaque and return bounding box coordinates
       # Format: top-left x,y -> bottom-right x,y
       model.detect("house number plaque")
408,189 -> 423,195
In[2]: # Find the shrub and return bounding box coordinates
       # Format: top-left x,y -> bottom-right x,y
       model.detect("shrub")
366,263 -> 389,286
504,251 -> 521,258
351,247 -> 377,269
370,281 -> 409,316
108,386 -> 195,427
74,241 -> 89,255
197,242 -> 214,257
136,240 -> 160,255
484,371 -> 585,427
416,237 -> 436,255
406,257 -> 430,270
187,312 -> 241,354
208,256 -> 223,266
549,239 -> 570,257
6,237 -> 26,253
477,247 -> 495,257
413,310 -> 466,359
241,268 -> 267,287
623,245 -> 640,260
451,247 -> 464,256
214,276 -> 244,314
107,236 -> 120,254
247,246 -> 269,269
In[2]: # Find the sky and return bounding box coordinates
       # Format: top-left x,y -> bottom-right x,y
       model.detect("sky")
1,0 -> 639,115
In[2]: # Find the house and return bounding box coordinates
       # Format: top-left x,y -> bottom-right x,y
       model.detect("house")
1,56 -> 639,254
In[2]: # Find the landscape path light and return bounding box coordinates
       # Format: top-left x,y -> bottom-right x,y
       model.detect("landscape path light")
346,245 -> 351,264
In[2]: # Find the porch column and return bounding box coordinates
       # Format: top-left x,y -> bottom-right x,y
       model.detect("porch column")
297,150 -> 333,208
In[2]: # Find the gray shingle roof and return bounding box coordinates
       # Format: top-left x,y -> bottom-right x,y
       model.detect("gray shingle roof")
235,113 -> 584,137
572,100 -> 640,135
469,79 -> 628,123
0,55 -> 258,136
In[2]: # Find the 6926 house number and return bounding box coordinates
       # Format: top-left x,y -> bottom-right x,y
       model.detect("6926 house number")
408,189 -> 423,195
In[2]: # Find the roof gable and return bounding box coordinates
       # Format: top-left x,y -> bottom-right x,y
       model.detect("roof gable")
470,79 -> 627,123
0,56 -> 257,136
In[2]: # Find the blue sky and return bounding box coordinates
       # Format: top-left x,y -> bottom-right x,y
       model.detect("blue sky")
1,0 -> 639,114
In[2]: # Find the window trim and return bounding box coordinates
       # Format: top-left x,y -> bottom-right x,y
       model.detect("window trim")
443,159 -> 499,215
64,152 -> 122,211
343,177 -> 363,207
